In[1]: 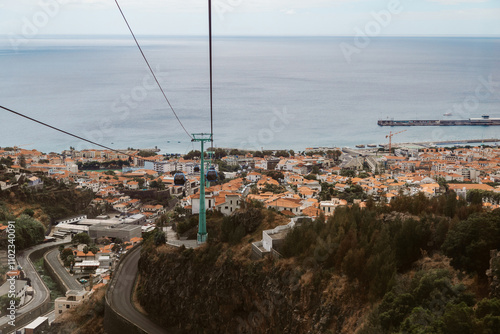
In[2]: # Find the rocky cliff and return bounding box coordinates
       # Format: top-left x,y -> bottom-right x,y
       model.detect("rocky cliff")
136,243 -> 366,334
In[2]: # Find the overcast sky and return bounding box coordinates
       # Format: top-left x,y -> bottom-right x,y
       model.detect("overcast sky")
1,0 -> 499,37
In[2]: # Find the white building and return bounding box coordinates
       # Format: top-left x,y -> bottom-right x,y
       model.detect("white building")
55,290 -> 90,318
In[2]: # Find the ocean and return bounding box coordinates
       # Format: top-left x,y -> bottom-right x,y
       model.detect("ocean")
1,36 -> 499,154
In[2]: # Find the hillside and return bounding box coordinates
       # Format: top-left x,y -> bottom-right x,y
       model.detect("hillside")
136,195 -> 500,333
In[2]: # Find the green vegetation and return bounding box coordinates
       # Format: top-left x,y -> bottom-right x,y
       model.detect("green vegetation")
361,270 -> 500,334
340,169 -> 356,177
72,232 -> 91,245
183,150 -> 202,160
138,188 -> 500,333
317,182 -> 367,203
281,195 -> 498,302
33,258 -> 64,301
0,157 -> 13,167
137,150 -> 158,158
264,170 -> 284,182
13,214 -> 46,250
467,189 -> 500,206
221,205 -> 264,244
217,160 -> 239,173
0,176 -> 94,223
0,295 -> 20,315
60,248 -> 75,267
442,210 -> 500,279
77,159 -> 129,170
262,182 -> 286,194
149,180 -> 165,190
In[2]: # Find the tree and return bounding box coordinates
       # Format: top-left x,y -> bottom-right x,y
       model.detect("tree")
212,148 -> 227,159
111,244 -> 122,253
229,149 -> 244,156
0,295 -> 20,314
150,180 -> 165,190
184,150 -> 202,160
18,155 -> 26,168
14,215 -> 45,250
154,230 -> 166,245
89,246 -> 99,254
72,232 -> 91,245
133,178 -> 145,189
340,169 -> 356,177
264,171 -> 284,182
138,151 -> 157,158
0,157 -> 13,167
442,210 -> 500,278
275,150 -> 290,158
22,208 -> 35,217
60,248 -> 75,267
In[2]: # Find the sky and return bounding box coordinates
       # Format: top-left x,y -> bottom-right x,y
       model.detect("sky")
0,0 -> 499,37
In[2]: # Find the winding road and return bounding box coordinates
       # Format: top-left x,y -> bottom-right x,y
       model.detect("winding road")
108,246 -> 168,334
0,240 -> 68,331
45,248 -> 83,291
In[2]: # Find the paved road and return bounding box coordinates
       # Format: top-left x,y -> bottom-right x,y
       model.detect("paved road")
45,249 -> 82,291
108,246 -> 168,334
0,239 -> 69,329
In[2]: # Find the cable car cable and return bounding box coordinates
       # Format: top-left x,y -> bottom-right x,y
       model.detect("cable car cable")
1,104 -> 164,165
114,0 -> 193,140
208,0 -> 214,147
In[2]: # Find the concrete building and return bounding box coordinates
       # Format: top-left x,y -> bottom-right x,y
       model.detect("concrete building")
55,290 -> 90,318
55,215 -> 87,225
88,224 -> 141,242
319,198 -> 348,216
251,217 -> 308,259
23,316 -> 49,334
216,194 -> 241,216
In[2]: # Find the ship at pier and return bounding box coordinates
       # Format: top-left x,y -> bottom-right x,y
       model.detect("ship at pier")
378,115 -> 500,126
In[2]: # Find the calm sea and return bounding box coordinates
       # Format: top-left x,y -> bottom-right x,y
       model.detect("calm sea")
1,36 -> 499,154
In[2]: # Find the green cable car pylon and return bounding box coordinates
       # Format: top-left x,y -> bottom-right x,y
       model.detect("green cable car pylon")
192,133 -> 213,244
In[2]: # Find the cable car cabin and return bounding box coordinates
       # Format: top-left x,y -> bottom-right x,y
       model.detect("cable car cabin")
174,172 -> 186,186
206,167 -> 218,182
194,165 -> 200,173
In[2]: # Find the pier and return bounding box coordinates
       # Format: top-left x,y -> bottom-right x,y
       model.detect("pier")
378,115 -> 500,126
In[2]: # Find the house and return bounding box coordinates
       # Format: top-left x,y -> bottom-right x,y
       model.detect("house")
266,198 -> 303,215
319,198 -> 347,216
191,192 -> 216,214
216,193 -> 241,216
246,172 -> 262,183
55,290 -> 91,318
448,183 -> 495,200
27,176 -> 43,189
251,217 -> 307,259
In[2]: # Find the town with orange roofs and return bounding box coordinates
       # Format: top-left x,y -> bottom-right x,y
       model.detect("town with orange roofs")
1,144 -> 500,224
1,142 -> 500,331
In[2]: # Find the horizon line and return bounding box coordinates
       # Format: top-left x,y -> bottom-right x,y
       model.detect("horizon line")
1,34 -> 500,38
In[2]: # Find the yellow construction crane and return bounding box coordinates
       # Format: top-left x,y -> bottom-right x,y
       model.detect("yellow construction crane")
386,130 -> 407,152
